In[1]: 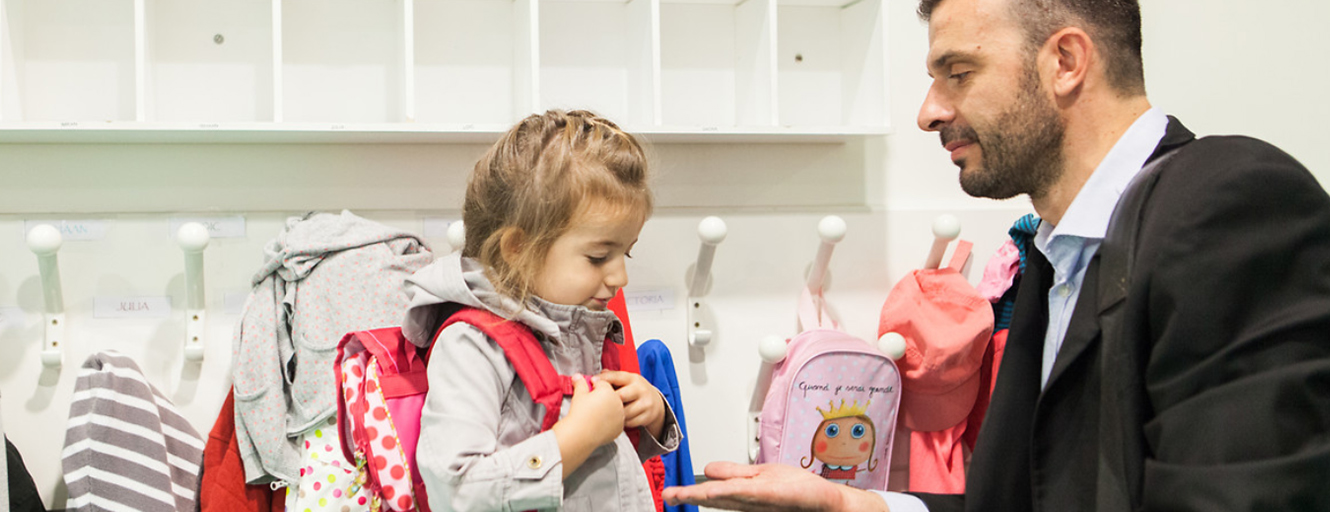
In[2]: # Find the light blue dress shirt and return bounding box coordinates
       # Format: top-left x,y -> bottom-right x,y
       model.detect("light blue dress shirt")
876,107 -> 1169,511
1033,107 -> 1167,389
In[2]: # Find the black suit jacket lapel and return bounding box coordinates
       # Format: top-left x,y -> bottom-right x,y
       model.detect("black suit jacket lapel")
1093,117 -> 1197,511
1042,116 -> 1197,393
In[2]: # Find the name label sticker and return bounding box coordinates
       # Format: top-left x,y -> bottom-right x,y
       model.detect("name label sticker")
24,219 -> 111,241
169,216 -> 247,239
95,296 -> 173,319
623,289 -> 676,312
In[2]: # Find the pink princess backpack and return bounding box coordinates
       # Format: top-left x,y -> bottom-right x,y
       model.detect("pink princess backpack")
755,288 -> 903,491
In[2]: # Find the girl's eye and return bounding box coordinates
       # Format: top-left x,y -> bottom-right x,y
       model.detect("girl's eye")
851,424 -> 867,439
824,424 -> 840,438
587,255 -> 608,265
624,250 -> 633,259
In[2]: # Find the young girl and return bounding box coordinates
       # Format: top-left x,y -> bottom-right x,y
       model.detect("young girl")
403,110 -> 680,511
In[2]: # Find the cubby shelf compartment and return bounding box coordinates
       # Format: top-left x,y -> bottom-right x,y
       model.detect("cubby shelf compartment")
280,0 -> 407,123
776,0 -> 888,128
660,0 -> 777,129
1,0 -> 137,123
413,0 -> 535,125
144,0 -> 275,123
539,0 -> 658,126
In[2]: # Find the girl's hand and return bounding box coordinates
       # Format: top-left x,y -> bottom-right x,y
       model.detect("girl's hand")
598,370 -> 667,440
567,374 -> 626,447
552,374 -> 625,479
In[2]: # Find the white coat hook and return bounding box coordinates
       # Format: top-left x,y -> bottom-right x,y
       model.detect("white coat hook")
924,214 -> 962,270
446,220 -> 466,254
177,222 -> 210,362
749,334 -> 788,461
806,215 -> 846,293
689,217 -> 727,295
688,216 -> 727,347
877,331 -> 907,361
758,334 -> 788,364
27,225 -> 65,368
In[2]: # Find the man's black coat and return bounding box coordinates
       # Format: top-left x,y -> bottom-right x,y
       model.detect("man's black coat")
916,118 -> 1330,511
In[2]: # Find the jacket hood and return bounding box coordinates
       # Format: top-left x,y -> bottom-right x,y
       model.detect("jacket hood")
401,252 -> 623,349
254,210 -> 426,285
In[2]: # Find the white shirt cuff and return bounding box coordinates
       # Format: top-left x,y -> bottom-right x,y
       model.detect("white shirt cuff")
870,491 -> 930,512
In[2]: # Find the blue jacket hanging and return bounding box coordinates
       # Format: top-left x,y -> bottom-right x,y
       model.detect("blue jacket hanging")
637,340 -> 697,512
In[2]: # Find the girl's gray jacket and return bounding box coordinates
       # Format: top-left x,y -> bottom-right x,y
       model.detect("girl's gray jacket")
402,253 -> 682,512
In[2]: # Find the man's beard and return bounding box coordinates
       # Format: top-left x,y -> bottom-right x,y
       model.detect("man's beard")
942,66 -> 1065,200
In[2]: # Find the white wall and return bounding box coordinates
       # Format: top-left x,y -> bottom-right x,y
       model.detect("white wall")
1,0 -> 1327,509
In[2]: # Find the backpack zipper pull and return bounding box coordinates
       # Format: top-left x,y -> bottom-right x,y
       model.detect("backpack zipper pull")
349,450 -> 368,494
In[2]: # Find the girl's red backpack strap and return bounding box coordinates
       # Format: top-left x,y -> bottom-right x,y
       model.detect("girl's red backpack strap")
607,292 -> 635,373
439,307 -> 570,432
600,336 -> 622,373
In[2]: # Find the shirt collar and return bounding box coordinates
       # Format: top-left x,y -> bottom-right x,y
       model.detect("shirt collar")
1037,107 -> 1169,247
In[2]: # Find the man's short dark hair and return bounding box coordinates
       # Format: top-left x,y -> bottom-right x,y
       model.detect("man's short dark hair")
919,0 -> 1145,95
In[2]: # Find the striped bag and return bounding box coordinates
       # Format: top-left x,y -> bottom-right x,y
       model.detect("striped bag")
63,351 -> 205,512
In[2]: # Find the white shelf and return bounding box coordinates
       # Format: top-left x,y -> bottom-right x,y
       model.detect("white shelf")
0,0 -> 889,143
0,122 -> 887,144
637,124 -> 890,143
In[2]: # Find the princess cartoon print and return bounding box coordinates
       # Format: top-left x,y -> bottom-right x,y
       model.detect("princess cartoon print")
800,399 -> 879,483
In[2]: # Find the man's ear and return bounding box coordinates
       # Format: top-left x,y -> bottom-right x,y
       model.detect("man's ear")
1045,26 -> 1093,101
499,227 -> 526,266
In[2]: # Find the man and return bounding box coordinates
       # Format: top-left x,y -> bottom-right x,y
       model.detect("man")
663,0 -> 1330,510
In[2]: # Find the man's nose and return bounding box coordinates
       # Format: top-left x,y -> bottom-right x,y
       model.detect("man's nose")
917,83 -> 954,132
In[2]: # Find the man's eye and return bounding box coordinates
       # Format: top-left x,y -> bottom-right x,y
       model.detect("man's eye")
949,71 -> 972,83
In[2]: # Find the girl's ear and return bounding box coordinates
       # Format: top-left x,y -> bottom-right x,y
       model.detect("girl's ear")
498,227 -> 526,266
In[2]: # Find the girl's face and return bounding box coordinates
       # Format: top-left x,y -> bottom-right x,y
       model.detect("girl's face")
531,199 -> 644,310
812,417 -> 874,466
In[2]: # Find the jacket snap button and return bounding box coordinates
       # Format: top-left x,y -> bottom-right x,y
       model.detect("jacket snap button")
527,456 -> 543,469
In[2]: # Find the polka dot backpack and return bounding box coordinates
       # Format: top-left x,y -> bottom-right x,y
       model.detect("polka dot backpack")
335,304 -> 622,511
753,287 -> 903,491
287,417 -> 373,512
